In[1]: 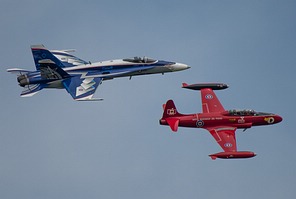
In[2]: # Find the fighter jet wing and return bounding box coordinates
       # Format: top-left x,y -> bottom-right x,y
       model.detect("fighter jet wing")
62,65 -> 155,100
39,59 -> 103,101
63,76 -> 103,101
206,127 -> 237,152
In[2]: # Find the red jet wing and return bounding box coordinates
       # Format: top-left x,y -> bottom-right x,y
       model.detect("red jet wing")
207,127 -> 237,152
207,127 -> 257,160
200,88 -> 225,113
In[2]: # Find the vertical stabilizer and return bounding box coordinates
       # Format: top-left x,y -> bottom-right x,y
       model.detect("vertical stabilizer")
31,45 -> 65,70
51,50 -> 89,67
162,100 -> 183,118
160,100 -> 183,132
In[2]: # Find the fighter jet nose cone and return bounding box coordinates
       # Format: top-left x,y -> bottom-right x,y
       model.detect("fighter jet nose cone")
184,64 -> 191,69
170,63 -> 190,71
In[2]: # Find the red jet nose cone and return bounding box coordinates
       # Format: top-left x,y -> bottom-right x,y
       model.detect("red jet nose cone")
276,115 -> 283,123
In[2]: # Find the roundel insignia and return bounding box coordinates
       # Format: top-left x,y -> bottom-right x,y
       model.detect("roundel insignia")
205,94 -> 213,99
224,143 -> 232,148
196,120 -> 204,127
41,53 -> 47,58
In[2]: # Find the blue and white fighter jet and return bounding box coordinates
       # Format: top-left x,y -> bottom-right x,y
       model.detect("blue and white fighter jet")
7,45 -> 190,101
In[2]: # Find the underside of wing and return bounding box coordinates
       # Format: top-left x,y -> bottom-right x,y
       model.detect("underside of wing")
63,76 -> 103,101
206,127 -> 257,160
207,127 -> 237,152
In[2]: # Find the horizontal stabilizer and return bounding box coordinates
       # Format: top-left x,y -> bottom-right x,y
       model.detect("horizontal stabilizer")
21,84 -> 44,97
182,83 -> 228,90
76,98 -> 104,101
7,68 -> 31,75
166,118 -> 180,132
31,45 -> 65,70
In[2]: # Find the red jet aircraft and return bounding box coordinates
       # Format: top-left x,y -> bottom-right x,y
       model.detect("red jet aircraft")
159,83 -> 282,160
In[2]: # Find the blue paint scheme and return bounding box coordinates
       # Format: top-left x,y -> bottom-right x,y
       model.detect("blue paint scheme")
63,76 -> 102,100
31,46 -> 65,69
8,45 -> 190,100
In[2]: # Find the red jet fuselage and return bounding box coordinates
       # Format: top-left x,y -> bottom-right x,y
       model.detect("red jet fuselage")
160,111 -> 282,130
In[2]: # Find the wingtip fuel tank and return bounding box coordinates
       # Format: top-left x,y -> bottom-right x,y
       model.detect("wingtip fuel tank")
182,83 -> 229,90
209,151 -> 256,160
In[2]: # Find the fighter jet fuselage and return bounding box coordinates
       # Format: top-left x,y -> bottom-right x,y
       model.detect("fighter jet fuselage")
8,45 -> 190,100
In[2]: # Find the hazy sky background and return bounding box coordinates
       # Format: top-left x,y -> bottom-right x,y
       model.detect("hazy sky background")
1,0 -> 296,198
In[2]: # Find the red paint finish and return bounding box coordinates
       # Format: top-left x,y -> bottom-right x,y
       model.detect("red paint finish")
160,83 -> 283,160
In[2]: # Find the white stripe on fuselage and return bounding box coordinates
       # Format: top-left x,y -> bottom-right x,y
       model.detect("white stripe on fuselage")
64,59 -> 172,79
63,59 -> 156,71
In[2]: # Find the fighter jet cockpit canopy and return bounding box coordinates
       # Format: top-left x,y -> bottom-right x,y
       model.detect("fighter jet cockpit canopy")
123,56 -> 156,63
225,109 -> 274,116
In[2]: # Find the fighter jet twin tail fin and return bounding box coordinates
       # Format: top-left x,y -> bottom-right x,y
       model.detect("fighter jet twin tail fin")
7,45 -> 103,101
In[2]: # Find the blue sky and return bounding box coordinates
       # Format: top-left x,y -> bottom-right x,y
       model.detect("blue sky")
1,0 -> 296,198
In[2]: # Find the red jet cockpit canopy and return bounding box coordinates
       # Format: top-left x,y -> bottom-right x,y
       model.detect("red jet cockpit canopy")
224,109 -> 275,116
